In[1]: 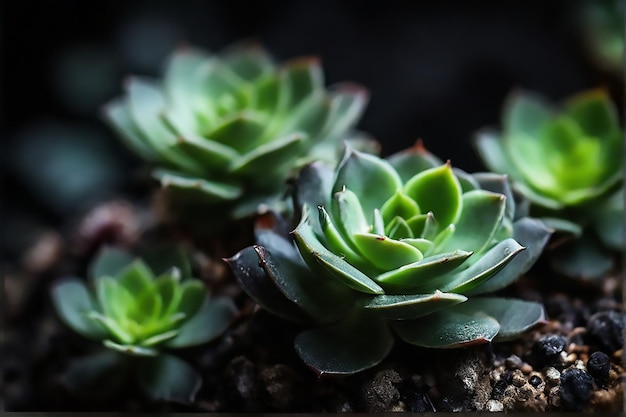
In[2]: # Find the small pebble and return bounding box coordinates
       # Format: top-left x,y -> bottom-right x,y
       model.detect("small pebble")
486,399 -> 503,412
586,351 -> 610,385
586,311 -> 625,353
559,368 -> 594,411
505,355 -> 523,370
511,370 -> 526,387
545,367 -> 561,384
520,363 -> 533,374
533,334 -> 567,368
529,375 -> 543,388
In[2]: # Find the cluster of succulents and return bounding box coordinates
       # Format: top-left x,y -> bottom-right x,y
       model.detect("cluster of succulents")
103,42 -> 374,220
51,246 -> 236,401
475,89 -> 624,279
50,36 -> 623,402
227,145 -> 551,374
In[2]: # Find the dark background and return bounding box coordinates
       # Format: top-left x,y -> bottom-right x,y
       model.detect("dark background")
2,0 -> 620,260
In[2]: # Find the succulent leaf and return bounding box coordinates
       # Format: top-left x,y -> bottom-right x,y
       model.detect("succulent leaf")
392,308 -> 500,348
294,311 -> 394,376
51,279 -> 108,339
136,353 -> 202,403
358,291 -> 467,320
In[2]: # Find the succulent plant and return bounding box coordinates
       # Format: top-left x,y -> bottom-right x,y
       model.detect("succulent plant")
475,89 -> 624,278
103,42 -> 375,221
227,144 -> 550,375
579,0 -> 624,76
51,246 -> 236,402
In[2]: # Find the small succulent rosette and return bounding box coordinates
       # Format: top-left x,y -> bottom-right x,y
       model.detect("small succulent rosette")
475,89 -> 624,279
103,42 -> 376,221
579,0 -> 624,76
227,144 -> 551,375
51,246 -> 236,402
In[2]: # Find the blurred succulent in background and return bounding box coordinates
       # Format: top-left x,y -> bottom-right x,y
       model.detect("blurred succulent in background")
103,42 -> 375,223
227,144 -> 550,375
578,0 -> 624,76
475,89 -> 624,279
51,246 -> 236,402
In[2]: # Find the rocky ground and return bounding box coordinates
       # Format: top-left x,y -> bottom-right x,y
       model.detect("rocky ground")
3,200 -> 624,412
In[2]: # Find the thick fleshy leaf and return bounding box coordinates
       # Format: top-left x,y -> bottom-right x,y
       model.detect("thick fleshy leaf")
117,260 -> 154,296
280,91 -> 330,139
333,148 -> 402,220
318,206 -> 369,270
318,83 -> 369,141
473,130 -> 523,183
503,90 -> 552,137
293,214 -> 384,294
512,181 -> 565,210
386,140 -> 443,183
176,280 -> 206,319
102,99 -> 160,161
404,163 -> 462,231
392,308 -> 500,348
221,42 -> 275,81
154,169 -> 243,202
330,187 -> 370,241
472,172 -> 516,221
593,190 -> 624,250
136,354 -> 201,403
126,78 -> 204,173
174,134 -> 239,171
205,113 -> 266,153
438,238 -> 525,293
229,132 -> 304,176
358,291 -> 467,320
96,276 -> 134,323
225,246 -> 310,322
51,278 -> 107,339
453,168 -> 480,193
380,189 -> 420,224
88,312 -> 133,345
564,89 -> 619,137
141,245 -> 192,279
253,245 -> 356,323
281,57 -> 324,109
550,236 -> 614,279
374,250 -> 473,293
294,161 -> 335,214
386,216 -> 414,240
89,247 -> 135,282
166,296 -> 236,348
154,271 -> 182,317
352,233 -> 423,270
439,190 -> 506,254
455,297 -> 546,341
468,217 -> 552,295
540,217 -> 582,237
61,350 -> 129,396
140,330 -> 179,347
294,311 -> 394,375
131,286 -> 163,323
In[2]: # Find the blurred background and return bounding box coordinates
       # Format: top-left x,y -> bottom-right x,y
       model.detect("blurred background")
3,0 -> 623,262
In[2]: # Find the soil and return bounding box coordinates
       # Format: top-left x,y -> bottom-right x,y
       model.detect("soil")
3,199 -> 624,412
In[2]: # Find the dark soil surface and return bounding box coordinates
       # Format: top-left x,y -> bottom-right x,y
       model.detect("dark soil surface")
3,199 -> 624,412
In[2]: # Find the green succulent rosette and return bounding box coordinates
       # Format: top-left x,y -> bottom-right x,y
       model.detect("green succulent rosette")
103,42 -> 374,220
51,246 -> 236,402
475,89 -> 624,278
227,144 -> 550,375
579,0 -> 624,76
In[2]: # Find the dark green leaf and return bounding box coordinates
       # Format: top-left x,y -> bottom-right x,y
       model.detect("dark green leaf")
358,291 -> 467,320
51,278 -> 107,339
392,308 -> 500,348
89,246 -> 135,282
295,311 -> 394,375
136,354 -> 201,403
386,140 -> 443,183
166,296 -> 236,348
